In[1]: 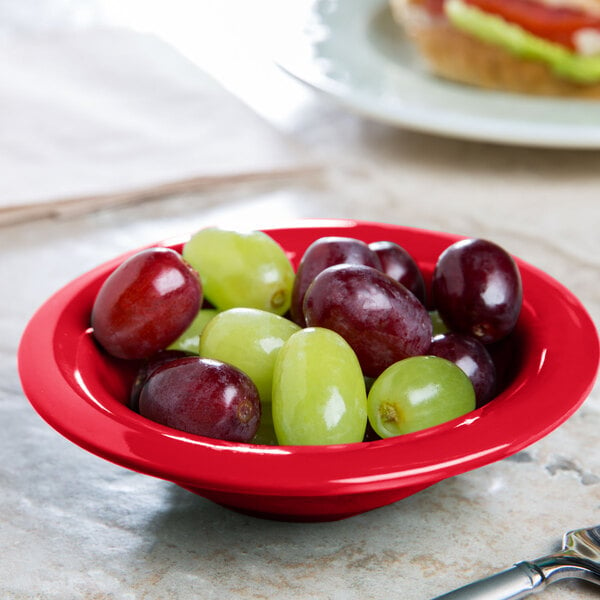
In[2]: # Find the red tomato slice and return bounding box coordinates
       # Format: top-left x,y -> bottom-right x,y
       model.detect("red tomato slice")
419,0 -> 600,48
422,0 -> 446,14
462,0 -> 600,48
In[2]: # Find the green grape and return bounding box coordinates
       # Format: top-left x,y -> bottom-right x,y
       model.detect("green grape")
167,308 -> 219,354
367,355 -> 475,438
251,402 -> 278,446
272,327 -> 367,445
429,310 -> 449,336
182,227 -> 295,315
199,307 -> 300,404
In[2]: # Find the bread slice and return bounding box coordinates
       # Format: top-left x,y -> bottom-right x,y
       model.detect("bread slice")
390,0 -> 600,97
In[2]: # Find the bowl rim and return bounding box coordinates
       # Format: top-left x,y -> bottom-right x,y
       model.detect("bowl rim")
17,219 -> 600,497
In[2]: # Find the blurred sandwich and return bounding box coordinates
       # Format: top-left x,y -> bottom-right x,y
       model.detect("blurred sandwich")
390,0 -> 600,96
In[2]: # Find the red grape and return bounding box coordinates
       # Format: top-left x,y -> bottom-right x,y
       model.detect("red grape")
290,237 -> 382,326
139,357 -> 261,442
432,238 -> 522,344
369,240 -> 426,304
303,264 -> 432,378
428,332 -> 497,407
91,247 -> 202,359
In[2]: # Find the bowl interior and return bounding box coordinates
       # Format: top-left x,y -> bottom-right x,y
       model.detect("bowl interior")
18,219 -> 599,520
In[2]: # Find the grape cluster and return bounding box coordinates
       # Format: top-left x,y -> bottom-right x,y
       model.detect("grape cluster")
90,228 -> 522,446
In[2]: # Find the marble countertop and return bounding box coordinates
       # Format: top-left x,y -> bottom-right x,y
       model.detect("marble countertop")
2,1 -> 599,598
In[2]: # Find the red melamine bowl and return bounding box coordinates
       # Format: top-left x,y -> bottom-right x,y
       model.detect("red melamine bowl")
18,220 -> 599,521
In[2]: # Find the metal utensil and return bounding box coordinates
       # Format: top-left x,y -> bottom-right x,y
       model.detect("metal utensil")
432,525 -> 600,599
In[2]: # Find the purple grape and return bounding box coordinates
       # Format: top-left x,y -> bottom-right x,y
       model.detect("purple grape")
303,264 -> 432,378
129,349 -> 194,412
369,240 -> 426,304
290,237 -> 382,326
428,332 -> 497,407
432,238 -> 522,344
487,332 -> 522,393
363,420 -> 382,442
138,357 -> 261,442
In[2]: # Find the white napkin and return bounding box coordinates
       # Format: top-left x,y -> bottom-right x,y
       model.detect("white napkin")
0,25 -> 313,225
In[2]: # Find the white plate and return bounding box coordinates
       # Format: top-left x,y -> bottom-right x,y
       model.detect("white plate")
274,0 -> 600,148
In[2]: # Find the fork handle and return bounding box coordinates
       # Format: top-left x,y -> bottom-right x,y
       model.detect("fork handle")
432,562 -> 545,600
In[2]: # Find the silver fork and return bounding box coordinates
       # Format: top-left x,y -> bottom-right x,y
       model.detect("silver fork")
432,525 -> 600,599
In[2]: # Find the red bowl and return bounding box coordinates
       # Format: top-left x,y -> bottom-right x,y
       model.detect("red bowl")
18,219 -> 599,521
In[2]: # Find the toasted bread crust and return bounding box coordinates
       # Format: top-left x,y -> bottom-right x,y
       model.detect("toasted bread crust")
390,0 -> 600,98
